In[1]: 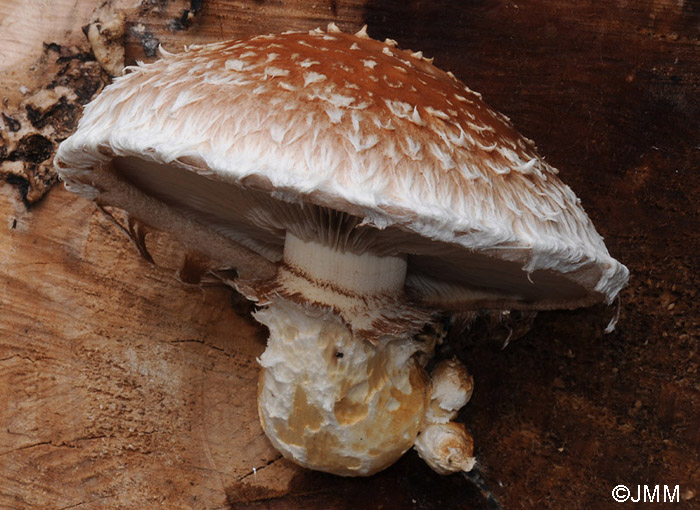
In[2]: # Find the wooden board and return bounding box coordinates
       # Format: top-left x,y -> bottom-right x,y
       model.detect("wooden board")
1,0 -> 699,508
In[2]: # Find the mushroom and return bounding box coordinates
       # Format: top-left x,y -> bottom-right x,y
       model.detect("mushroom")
54,24 -> 629,477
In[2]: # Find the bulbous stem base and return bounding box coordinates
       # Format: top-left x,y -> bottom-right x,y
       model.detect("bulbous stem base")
256,299 -> 428,476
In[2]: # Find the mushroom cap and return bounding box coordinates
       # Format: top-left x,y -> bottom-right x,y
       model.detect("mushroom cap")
55,26 -> 628,311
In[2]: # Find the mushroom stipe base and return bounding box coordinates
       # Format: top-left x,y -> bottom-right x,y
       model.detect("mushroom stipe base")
256,234 -> 475,476
256,298 -> 475,476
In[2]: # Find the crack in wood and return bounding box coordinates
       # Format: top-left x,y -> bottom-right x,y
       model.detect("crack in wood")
0,434 -> 108,456
170,338 -> 233,358
55,494 -> 114,510
236,454 -> 284,482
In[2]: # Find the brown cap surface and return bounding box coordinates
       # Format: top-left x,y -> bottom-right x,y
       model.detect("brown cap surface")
55,25 -> 628,311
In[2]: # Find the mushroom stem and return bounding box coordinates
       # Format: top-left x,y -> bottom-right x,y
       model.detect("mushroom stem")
256,298 -> 428,476
273,232 -> 413,336
282,232 -> 407,296
254,234 -> 476,476
254,234 -> 429,476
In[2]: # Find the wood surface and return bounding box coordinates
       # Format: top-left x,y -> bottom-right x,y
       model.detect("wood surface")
1,0 -> 698,509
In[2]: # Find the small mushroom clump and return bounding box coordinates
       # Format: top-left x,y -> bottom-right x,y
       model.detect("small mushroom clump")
55,24 -> 628,476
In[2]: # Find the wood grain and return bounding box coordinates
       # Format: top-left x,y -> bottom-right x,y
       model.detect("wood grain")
1,0 -> 699,509
0,185 -> 302,508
